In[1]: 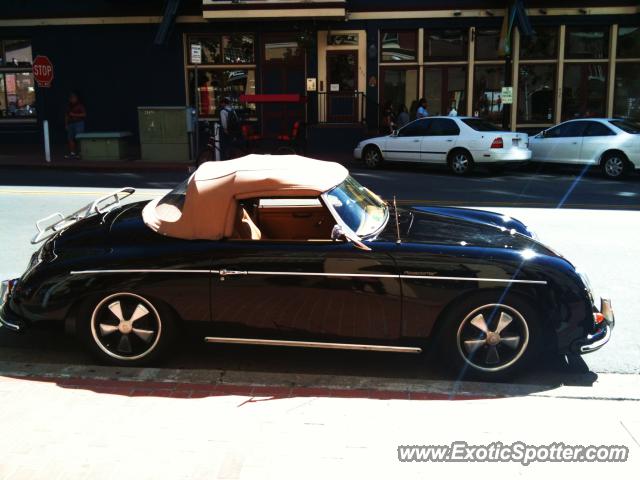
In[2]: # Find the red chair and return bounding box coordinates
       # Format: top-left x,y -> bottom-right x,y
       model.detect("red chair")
275,121 -> 302,154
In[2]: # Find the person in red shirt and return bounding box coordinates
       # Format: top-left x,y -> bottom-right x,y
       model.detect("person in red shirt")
65,92 -> 86,159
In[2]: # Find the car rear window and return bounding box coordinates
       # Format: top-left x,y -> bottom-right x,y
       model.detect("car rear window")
461,118 -> 503,131
610,120 -> 640,134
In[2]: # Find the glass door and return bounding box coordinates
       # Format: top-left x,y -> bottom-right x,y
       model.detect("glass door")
326,50 -> 358,122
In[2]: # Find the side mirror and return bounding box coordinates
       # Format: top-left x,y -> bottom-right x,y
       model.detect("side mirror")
331,224 -> 372,251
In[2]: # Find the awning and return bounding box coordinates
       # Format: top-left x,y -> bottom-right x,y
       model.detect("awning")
202,0 -> 346,20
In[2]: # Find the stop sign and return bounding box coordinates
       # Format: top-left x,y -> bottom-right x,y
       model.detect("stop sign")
32,55 -> 54,88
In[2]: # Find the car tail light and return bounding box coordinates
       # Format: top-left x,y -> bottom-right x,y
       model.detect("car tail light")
490,137 -> 504,148
594,312 -> 605,325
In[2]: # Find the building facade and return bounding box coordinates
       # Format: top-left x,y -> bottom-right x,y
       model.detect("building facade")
1,0 -> 639,151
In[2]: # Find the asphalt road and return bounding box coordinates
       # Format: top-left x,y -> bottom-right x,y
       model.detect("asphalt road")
0,164 -> 638,378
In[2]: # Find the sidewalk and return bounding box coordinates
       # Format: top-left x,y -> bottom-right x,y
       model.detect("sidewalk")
0,361 -> 638,479
0,143 -> 355,171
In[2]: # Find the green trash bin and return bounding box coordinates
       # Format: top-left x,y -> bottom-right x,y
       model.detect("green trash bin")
76,132 -> 132,161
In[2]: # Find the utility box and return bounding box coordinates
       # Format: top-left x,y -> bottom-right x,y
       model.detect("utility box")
76,132 -> 132,161
138,106 -> 193,162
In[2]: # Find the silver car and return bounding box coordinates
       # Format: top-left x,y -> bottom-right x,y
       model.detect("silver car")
529,118 -> 640,179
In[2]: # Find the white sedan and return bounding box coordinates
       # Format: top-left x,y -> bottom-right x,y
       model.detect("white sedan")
528,118 -> 640,179
353,116 -> 531,175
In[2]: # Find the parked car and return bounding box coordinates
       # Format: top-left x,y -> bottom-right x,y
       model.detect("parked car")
529,118 -> 640,179
353,116 -> 532,175
0,155 -> 613,380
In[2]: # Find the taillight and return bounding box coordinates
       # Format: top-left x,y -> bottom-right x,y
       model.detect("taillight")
490,137 -> 504,148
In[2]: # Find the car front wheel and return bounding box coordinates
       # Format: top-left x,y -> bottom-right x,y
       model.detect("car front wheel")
439,295 -> 541,381
79,292 -> 176,366
363,146 -> 383,169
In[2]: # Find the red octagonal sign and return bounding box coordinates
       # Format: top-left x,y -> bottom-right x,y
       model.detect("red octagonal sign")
33,55 -> 54,88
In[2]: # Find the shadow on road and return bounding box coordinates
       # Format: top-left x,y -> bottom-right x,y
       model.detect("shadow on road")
0,328 -> 598,400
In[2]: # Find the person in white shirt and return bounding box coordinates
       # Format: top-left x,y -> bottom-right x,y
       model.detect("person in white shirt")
448,103 -> 458,117
416,98 -> 429,118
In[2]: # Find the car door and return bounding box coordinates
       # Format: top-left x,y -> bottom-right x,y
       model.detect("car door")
421,118 -> 460,163
530,121 -> 587,163
579,121 -> 617,164
208,240 -> 403,343
383,119 -> 430,162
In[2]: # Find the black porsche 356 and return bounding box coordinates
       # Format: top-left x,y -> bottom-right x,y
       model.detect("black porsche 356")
0,155 -> 613,380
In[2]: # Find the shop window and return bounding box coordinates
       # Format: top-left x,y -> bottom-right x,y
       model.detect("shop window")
617,27 -> 640,59
562,63 -> 607,119
424,29 -> 468,61
188,69 -> 256,118
565,26 -> 609,59
187,34 -> 254,65
381,30 -> 417,62
424,66 -> 467,116
613,63 -> 640,120
517,64 -> 555,123
473,65 -> 505,122
475,28 -> 501,61
380,68 -> 419,119
519,26 -> 558,60
264,37 -> 302,62
0,40 -> 36,119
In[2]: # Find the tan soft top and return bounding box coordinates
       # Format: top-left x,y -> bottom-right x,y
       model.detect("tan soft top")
142,154 -> 349,240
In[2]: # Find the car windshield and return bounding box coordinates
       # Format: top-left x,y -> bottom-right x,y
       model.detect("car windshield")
325,176 -> 388,237
610,120 -> 640,134
462,118 -> 503,131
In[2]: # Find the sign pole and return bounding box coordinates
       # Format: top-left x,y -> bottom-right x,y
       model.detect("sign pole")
33,55 -> 54,162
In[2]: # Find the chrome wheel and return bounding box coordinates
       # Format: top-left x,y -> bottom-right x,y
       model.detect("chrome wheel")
603,156 -> 625,178
450,152 -> 471,175
90,293 -> 162,361
456,304 -> 529,372
364,147 -> 381,168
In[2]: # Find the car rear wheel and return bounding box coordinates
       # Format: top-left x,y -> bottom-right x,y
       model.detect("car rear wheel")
79,292 -> 176,366
438,294 -> 541,381
448,150 -> 474,175
363,145 -> 383,169
601,152 -> 630,179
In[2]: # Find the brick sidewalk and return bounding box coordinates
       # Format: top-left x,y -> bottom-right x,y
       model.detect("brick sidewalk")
0,373 -> 638,480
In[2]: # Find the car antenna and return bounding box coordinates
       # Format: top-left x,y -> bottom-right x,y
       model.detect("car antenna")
393,195 -> 401,244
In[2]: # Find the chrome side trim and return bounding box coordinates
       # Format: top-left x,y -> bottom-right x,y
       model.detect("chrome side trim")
399,275 -> 547,285
68,269 -> 547,285
70,269 -> 214,275
245,270 -> 398,279
204,336 -> 422,353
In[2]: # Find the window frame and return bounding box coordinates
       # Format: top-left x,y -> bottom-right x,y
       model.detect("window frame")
0,39 -> 36,122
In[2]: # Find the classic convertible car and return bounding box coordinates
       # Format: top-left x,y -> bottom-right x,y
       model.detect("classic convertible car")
0,155 -> 613,380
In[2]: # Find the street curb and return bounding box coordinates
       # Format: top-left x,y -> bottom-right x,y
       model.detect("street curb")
1,360 -> 638,401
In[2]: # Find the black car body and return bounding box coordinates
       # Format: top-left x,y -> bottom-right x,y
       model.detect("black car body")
0,157 -> 614,379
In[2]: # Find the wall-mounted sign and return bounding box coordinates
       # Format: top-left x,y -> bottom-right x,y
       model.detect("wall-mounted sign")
330,83 -> 340,92
190,43 -> 202,64
501,86 -> 513,104
306,78 -> 317,92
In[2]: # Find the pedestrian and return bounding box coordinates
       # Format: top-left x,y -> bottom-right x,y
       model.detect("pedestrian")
448,102 -> 458,117
64,92 -> 86,159
396,104 -> 410,128
381,101 -> 395,134
218,97 -> 240,159
416,98 -> 429,118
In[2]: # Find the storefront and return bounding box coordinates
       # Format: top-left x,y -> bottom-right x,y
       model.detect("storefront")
1,0 -> 639,150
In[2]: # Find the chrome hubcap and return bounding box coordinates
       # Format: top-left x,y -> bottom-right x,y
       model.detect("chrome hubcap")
456,304 -> 529,372
452,154 -> 469,173
605,157 -> 624,177
91,293 -> 161,361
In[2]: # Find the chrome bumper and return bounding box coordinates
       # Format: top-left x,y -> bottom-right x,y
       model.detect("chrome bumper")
572,298 -> 615,354
0,279 -> 21,332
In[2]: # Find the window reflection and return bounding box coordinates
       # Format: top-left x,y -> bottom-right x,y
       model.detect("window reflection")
188,69 -> 256,117
474,65 -> 505,122
518,64 -> 555,123
381,30 -> 417,62
424,66 -> 467,116
424,29 -> 467,61
565,26 -> 609,59
475,28 -> 501,60
519,27 -> 558,60
617,27 -> 640,59
614,63 -> 640,120
562,64 -> 607,119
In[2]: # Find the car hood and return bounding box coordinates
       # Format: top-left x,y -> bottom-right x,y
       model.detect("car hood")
376,206 -> 556,256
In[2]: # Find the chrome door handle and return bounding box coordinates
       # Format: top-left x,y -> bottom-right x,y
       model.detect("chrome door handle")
219,269 -> 247,281
446,139 -> 453,142
413,139 -> 420,142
